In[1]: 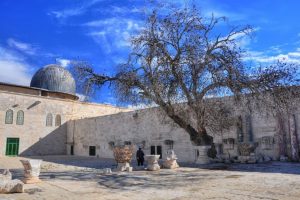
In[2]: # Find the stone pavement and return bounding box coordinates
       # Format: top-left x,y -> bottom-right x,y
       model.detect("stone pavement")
1,156 -> 300,200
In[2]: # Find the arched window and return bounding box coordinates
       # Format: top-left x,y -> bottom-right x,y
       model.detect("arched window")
46,113 -> 53,127
16,110 -> 24,125
5,109 -> 13,124
55,115 -> 61,126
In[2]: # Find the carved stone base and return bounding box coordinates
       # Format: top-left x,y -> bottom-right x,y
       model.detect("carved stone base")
20,159 -> 42,184
103,168 -> 112,174
163,159 -> 179,169
238,153 -> 256,164
145,155 -> 160,171
117,162 -> 131,172
195,146 -> 210,164
280,155 -> 288,162
126,167 -> 133,172
147,164 -> 160,171
22,177 -> 42,184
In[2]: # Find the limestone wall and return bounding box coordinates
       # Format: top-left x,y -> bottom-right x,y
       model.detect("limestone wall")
68,108 -> 199,162
0,90 -> 129,156
69,106 -> 300,163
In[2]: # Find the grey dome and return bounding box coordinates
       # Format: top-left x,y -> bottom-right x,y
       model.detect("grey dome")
30,64 -> 76,95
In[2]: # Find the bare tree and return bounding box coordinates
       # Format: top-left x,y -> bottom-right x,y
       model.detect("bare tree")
73,5 -> 299,146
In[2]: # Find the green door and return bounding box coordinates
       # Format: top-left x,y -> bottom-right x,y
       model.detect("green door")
6,138 -> 19,156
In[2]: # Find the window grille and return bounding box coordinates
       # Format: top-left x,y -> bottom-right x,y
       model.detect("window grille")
46,113 -> 53,126
16,110 -> 24,125
5,109 -> 13,124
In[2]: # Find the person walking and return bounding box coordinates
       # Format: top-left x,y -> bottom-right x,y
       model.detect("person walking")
136,147 -> 145,166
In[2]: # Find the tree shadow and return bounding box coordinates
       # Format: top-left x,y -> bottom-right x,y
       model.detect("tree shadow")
33,169 -> 214,191
179,161 -> 300,175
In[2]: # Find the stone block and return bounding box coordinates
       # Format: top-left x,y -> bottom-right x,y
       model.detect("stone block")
263,156 -> 271,162
103,168 -> 112,174
0,179 -> 24,194
126,167 -> 133,172
257,157 -> 264,163
280,155 -> 288,162
0,169 -> 12,181
247,159 -> 256,164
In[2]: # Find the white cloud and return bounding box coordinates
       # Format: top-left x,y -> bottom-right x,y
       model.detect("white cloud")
127,102 -> 158,110
107,6 -> 143,15
244,48 -> 300,64
268,45 -> 283,54
50,9 -> 83,19
56,58 -> 71,68
84,17 -> 142,52
7,38 -> 37,55
0,46 -> 32,86
224,27 -> 260,49
49,0 -> 104,19
84,18 -> 141,30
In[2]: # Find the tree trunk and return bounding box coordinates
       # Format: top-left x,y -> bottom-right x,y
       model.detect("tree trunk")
289,114 -> 299,161
186,125 -> 213,146
275,113 -> 286,158
163,108 -> 213,146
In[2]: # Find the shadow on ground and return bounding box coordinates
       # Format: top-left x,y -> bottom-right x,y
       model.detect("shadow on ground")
37,169 -> 215,191
180,161 -> 300,175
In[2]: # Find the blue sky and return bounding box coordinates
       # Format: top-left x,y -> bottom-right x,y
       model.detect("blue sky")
0,0 -> 300,105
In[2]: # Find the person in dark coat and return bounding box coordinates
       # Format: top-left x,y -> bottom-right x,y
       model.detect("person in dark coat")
136,147 -> 145,166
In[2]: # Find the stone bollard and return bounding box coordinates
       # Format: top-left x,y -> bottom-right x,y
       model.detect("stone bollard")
20,159 -> 42,184
145,155 -> 160,171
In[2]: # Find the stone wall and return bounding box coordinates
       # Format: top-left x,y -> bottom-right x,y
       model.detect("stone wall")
68,108 -> 199,162
0,90 -> 129,156
1,86 -> 299,162
69,106 -> 300,163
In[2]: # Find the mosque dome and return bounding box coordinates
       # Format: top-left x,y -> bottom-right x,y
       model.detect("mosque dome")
30,64 -> 76,95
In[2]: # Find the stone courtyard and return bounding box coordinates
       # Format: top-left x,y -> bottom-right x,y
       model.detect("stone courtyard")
1,156 -> 300,200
